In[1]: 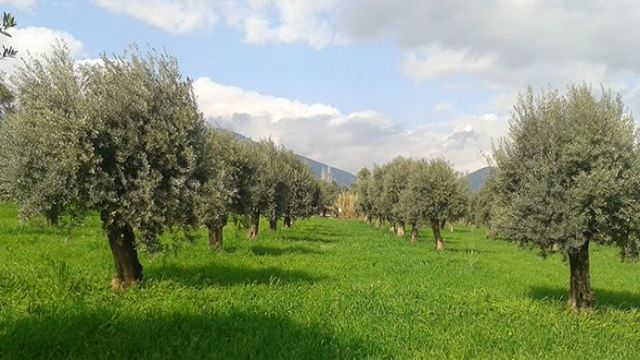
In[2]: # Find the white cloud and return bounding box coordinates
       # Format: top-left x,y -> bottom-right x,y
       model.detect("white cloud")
241,0 -> 340,48
94,0 -> 217,34
194,77 -> 498,172
434,102 -> 453,113
343,0 -> 640,94
401,46 -> 495,81
94,0 -> 340,48
0,0 -> 36,9
0,26 -> 84,74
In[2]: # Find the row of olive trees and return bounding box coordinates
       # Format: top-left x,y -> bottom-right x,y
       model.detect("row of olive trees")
0,46 -> 323,288
354,156 -> 469,250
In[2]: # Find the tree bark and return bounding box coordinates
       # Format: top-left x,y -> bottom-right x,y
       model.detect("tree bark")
410,224 -> 418,243
269,218 -> 277,231
568,241 -> 595,310
396,222 -> 405,237
249,210 -> 260,240
432,221 -> 444,251
105,222 -> 143,288
208,224 -> 224,251
283,216 -> 292,228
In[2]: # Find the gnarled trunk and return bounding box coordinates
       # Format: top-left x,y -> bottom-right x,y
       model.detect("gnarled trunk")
249,210 -> 260,240
396,221 -> 405,237
283,216 -> 292,228
432,221 -> 444,251
568,241 -> 594,310
105,220 -> 143,288
410,224 -> 418,243
208,224 -> 224,251
269,218 -> 277,231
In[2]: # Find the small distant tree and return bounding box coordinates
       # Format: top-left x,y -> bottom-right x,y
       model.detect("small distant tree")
0,46 -> 207,287
370,164 -> 389,227
492,85 -> 640,310
382,157 -> 413,236
317,179 -> 340,217
282,150 -> 318,227
195,128 -> 255,251
247,140 -> 289,238
401,158 -> 467,250
354,167 -> 373,222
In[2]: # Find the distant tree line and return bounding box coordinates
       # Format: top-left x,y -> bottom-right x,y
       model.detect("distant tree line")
353,156 -> 469,249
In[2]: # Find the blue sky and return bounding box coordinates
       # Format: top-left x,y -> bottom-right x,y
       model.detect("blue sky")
1,0 -> 639,173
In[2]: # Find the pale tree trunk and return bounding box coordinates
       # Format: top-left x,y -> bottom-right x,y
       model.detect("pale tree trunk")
396,221 -> 405,237
208,224 -> 224,251
432,221 -> 444,251
249,210 -> 260,240
568,241 -> 595,310
410,224 -> 418,243
104,217 -> 143,289
283,216 -> 292,228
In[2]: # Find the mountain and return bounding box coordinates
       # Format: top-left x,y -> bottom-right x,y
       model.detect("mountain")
466,166 -> 495,192
296,156 -> 356,187
230,131 -> 356,187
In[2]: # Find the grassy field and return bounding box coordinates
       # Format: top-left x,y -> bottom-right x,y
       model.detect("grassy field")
1,203 -> 640,359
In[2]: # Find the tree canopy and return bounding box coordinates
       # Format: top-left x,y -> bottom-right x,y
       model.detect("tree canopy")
492,84 -> 640,310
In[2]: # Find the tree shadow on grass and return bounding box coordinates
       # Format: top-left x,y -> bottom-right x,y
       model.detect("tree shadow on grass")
528,286 -> 640,311
2,310 -> 381,359
251,245 -> 330,256
146,263 -> 324,288
279,233 -> 338,244
444,248 -> 495,254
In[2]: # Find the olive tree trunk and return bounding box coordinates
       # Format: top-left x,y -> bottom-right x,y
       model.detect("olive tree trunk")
410,224 -> 418,243
568,241 -> 595,310
269,218 -> 277,231
249,210 -> 260,240
396,221 -> 405,237
208,224 -> 224,251
105,221 -> 143,288
431,221 -> 444,251
283,216 -> 292,228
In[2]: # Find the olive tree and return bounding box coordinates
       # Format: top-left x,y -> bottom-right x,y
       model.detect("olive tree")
196,128 -> 255,251
354,167 -> 373,222
317,179 -> 340,217
0,46 -> 207,287
382,157 -> 413,236
370,164 -> 389,227
400,158 -> 467,250
281,150 -> 318,228
492,85 -> 640,310
247,140 -> 289,238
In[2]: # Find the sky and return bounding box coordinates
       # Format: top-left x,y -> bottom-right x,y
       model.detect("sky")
1,0 -> 639,174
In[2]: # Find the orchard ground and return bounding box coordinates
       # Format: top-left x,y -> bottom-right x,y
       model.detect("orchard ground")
1,203 -> 639,359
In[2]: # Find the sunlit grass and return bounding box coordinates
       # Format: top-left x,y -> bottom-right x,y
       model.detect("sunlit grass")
1,203 -> 639,358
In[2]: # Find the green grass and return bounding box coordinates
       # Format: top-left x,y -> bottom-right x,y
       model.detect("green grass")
1,203 -> 639,359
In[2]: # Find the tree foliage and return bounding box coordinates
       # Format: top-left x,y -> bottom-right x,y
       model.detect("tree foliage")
492,84 -> 640,309
0,46 -> 207,286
